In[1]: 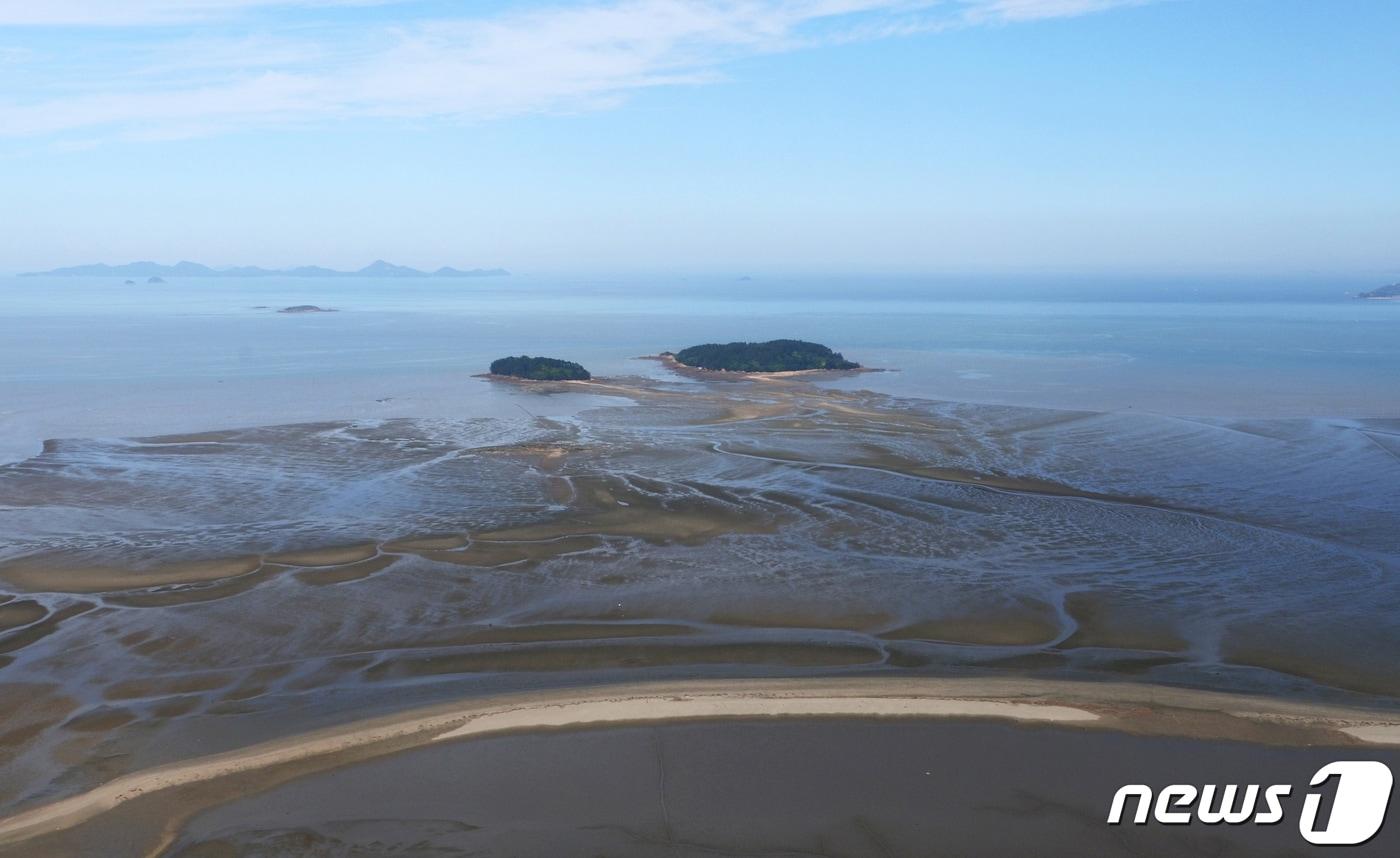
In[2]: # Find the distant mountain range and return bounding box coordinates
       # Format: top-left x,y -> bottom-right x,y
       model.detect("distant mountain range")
21,260 -> 509,278
1358,283 -> 1399,299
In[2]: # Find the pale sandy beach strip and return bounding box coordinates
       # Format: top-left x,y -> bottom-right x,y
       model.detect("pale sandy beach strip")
430,693 -> 1096,742
1342,725 -> 1400,744
1,676 -> 1398,848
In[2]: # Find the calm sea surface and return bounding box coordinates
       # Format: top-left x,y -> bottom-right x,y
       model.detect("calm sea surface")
2,275 -> 1395,462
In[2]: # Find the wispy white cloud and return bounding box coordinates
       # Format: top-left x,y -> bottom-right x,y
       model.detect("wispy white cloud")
965,0 -> 1150,23
0,0 -> 398,26
0,0 -> 1151,141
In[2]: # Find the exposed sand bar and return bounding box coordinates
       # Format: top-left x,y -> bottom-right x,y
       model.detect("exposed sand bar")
2,676 -> 1399,849
1343,725 -> 1400,744
430,693 -> 1096,743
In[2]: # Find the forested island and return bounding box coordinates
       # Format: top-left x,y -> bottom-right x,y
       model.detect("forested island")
1359,283 -> 1400,299
489,355 -> 591,381
670,339 -> 859,372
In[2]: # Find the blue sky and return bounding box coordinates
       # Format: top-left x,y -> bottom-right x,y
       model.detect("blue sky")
2,0 -> 1397,277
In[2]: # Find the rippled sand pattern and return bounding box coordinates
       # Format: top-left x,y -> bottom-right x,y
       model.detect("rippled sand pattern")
0,376 -> 1397,814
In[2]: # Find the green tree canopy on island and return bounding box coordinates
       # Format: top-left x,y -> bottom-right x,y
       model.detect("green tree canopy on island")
489,355 -> 591,381
672,339 -> 859,372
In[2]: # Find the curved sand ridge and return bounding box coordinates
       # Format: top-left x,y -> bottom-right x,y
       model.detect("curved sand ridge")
2,676 -> 1400,850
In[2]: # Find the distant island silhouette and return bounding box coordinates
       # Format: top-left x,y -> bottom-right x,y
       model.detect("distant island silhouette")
278,305 -> 337,314
1358,283 -> 1400,299
22,260 -> 509,278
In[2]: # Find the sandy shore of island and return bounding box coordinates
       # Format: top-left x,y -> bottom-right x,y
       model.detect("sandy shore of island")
645,352 -> 882,380
473,372 -> 598,385
2,675 -> 1400,851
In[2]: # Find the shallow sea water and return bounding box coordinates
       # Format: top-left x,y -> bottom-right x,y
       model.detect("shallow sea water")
3,275 -> 1397,463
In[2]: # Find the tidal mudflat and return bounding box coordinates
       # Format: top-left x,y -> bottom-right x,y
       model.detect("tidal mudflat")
164,718 -> 1400,857
3,677 -> 1400,856
0,372 -> 1397,853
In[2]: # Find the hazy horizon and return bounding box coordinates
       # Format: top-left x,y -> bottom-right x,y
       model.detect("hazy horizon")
3,0 -> 1397,279
7,267 -> 1394,300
